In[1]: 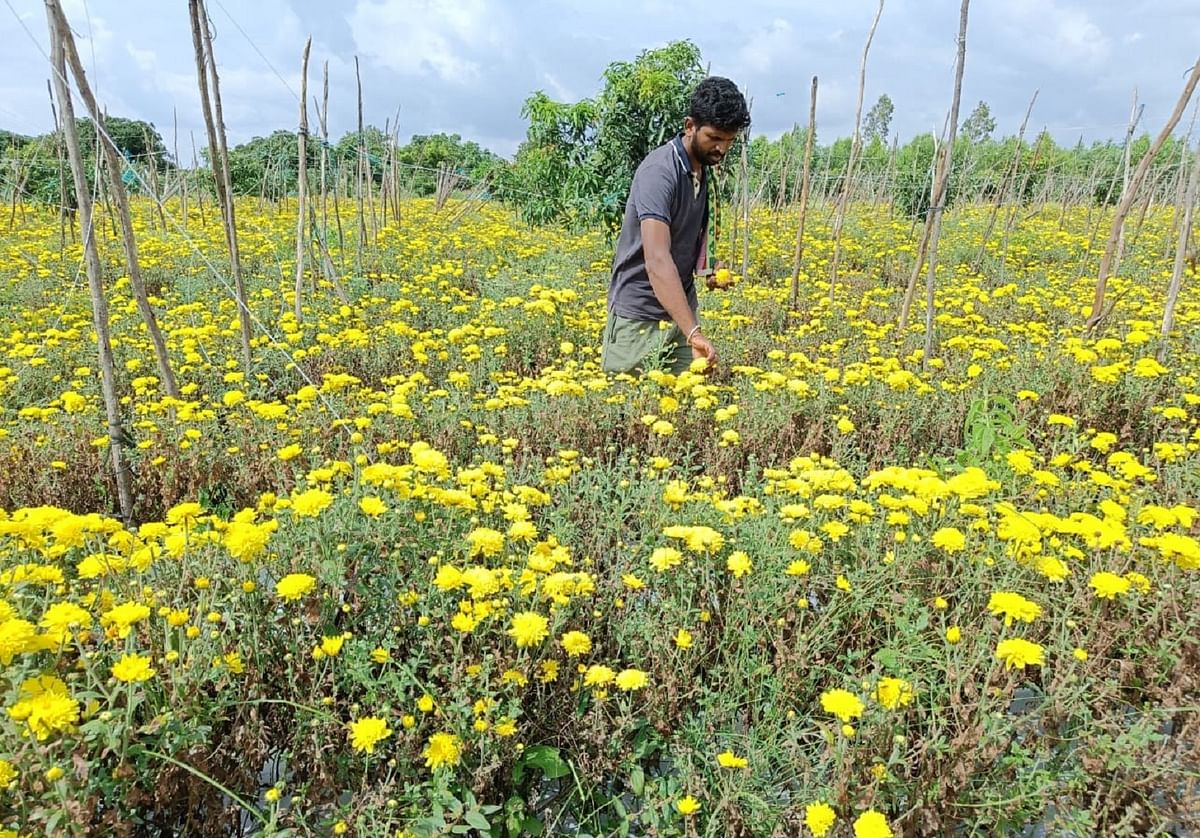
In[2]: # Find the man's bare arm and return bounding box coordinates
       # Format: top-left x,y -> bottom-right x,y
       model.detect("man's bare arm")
641,218 -> 717,367
641,219 -> 698,335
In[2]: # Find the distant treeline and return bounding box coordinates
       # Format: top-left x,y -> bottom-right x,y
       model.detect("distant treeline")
0,119 -> 499,207
1,40 -> 1194,228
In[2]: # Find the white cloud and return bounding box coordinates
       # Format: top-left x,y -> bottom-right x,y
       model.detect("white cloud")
348,0 -> 506,84
737,18 -> 793,74
58,0 -> 116,77
0,0 -> 1196,155
541,72 -> 573,103
125,42 -> 156,73
1005,0 -> 1110,69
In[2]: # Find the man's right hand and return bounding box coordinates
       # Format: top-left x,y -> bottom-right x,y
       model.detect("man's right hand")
689,332 -> 718,371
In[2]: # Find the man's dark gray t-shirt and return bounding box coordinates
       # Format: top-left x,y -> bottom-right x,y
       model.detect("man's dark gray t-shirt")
607,135 -> 707,322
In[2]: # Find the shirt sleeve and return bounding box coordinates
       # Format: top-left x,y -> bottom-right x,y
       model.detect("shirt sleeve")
632,159 -> 677,225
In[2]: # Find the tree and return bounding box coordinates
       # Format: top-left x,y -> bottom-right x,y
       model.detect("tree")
962,100 -> 995,143
75,116 -> 171,168
225,130 -> 321,197
894,133 -> 939,217
863,93 -> 894,144
334,125 -> 391,185
4,116 -> 170,205
501,40 -> 705,230
395,133 -> 499,196
0,130 -> 31,154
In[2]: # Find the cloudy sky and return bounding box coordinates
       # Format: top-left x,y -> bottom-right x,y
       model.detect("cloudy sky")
2,0 -> 1198,160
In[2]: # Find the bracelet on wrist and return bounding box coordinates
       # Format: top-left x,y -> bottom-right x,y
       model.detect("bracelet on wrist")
686,324 -> 702,346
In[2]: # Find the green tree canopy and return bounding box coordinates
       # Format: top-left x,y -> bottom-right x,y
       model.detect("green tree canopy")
962,100 -> 996,143
76,116 -> 171,168
499,40 -> 706,230
395,133 -> 500,196
1,116 -> 169,205
333,125 -> 392,185
224,129 -> 323,197
863,94 -> 894,144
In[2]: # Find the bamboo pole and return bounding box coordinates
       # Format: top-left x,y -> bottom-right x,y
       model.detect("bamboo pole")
355,56 -> 367,271
1087,57 -> 1200,329
875,135 -> 897,215
383,107 -> 400,226
740,98 -> 751,281
190,131 -> 205,225
318,61 -> 330,258
997,131 -> 1045,275
189,0 -> 253,373
96,124 -> 117,239
789,76 -> 818,311
1159,139 -> 1199,362
174,107 -> 188,231
49,0 -> 180,399
313,59 -> 343,296
920,0 -> 971,366
1111,92 -> 1142,281
897,133 -> 937,334
144,126 -> 166,232
294,37 -> 311,320
332,148 -> 346,273
1164,100 -> 1200,261
774,124 -> 793,213
900,5 -> 974,336
827,0 -> 885,304
45,1 -> 134,522
46,77 -> 73,251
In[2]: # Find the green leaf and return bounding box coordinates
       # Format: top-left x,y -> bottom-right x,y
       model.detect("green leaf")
523,745 -> 570,779
464,810 -> 491,831
873,647 -> 899,671
630,766 -> 645,796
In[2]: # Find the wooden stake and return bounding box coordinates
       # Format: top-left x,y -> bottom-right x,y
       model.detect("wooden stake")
49,0 -> 180,399
318,62 -> 330,250
828,0 -> 885,304
45,1 -> 133,522
46,77 -> 73,251
1087,57 -> 1200,329
1111,91 -> 1143,280
190,130 -> 205,225
144,125 -> 166,232
174,107 -> 188,230
740,97 -> 751,281
294,37 -> 311,320
355,56 -> 367,272
971,92 -> 1037,271
789,76 -> 817,311
921,0 -> 971,366
189,0 -> 253,373
1164,99 -> 1200,262
313,59 -> 343,295
1159,139 -> 1199,362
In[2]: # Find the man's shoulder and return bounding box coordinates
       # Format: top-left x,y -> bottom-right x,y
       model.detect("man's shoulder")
635,141 -> 680,178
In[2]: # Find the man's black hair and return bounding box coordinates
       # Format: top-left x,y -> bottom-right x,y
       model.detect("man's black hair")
688,77 -> 751,132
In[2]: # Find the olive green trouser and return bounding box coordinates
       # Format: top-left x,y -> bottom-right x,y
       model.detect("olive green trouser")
600,311 -> 693,375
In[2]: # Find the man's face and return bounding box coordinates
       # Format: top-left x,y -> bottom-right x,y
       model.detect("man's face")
685,118 -> 739,166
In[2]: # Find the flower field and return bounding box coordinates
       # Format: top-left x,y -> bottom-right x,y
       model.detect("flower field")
0,198 -> 1197,836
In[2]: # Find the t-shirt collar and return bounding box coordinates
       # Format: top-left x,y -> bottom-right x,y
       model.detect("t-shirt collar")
672,133 -> 696,175
671,133 -> 705,198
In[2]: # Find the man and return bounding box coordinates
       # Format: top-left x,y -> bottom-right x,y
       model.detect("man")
601,76 -> 750,376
